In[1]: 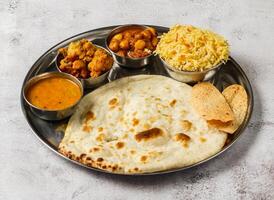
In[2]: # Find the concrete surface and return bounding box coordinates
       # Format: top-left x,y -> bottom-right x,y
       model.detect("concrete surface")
1,0 -> 273,199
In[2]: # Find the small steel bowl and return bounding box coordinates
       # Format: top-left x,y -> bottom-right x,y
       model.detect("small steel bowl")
23,72 -> 83,121
105,24 -> 155,68
55,45 -> 113,89
160,57 -> 223,83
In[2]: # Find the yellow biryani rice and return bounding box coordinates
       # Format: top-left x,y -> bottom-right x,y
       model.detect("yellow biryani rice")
155,25 -> 229,72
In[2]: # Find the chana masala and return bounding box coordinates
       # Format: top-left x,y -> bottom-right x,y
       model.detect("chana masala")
108,27 -> 158,58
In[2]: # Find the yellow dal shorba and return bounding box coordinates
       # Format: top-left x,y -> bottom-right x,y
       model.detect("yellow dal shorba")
26,77 -> 81,110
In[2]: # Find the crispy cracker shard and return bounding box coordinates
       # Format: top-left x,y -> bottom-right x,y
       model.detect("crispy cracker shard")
219,84 -> 248,133
191,82 -> 248,134
191,82 -> 234,122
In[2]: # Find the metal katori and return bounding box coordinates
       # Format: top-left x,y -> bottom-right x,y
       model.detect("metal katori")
105,24 -> 154,68
23,71 -> 83,121
55,45 -> 113,89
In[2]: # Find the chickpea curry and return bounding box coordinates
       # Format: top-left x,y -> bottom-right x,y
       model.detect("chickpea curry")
108,27 -> 158,58
58,39 -> 113,79
26,77 -> 82,110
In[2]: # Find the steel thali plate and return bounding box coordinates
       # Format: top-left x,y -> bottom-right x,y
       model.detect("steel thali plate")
20,25 -> 254,175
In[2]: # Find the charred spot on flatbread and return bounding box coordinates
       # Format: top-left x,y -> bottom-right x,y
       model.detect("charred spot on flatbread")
82,111 -> 95,132
96,133 -> 105,142
169,99 -> 177,107
116,142 -> 125,149
135,128 -> 163,142
174,133 -> 191,141
109,97 -> 118,109
140,155 -> 148,163
98,127 -> 104,132
82,125 -> 92,132
132,118 -> 139,126
85,111 -> 95,122
181,120 -> 192,131
174,133 -> 191,148
92,147 -> 100,152
200,137 -> 207,143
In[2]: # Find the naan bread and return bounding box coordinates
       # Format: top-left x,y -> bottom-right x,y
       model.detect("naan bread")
59,75 -> 227,174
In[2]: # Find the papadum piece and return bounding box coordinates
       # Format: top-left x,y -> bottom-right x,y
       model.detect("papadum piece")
217,84 -> 248,133
191,82 -> 234,123
207,119 -> 237,134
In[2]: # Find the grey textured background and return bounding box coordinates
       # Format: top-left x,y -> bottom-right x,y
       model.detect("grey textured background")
1,0 -> 274,199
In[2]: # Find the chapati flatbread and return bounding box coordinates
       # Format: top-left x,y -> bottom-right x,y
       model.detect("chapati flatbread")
59,75 -> 227,174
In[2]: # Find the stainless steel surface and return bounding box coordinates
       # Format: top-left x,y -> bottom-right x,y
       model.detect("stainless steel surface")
160,56 -> 223,83
105,24 -> 154,68
55,45 -> 113,89
20,25 -> 253,175
23,72 -> 83,121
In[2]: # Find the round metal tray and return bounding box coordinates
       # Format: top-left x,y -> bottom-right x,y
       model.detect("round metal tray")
20,25 -> 254,175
